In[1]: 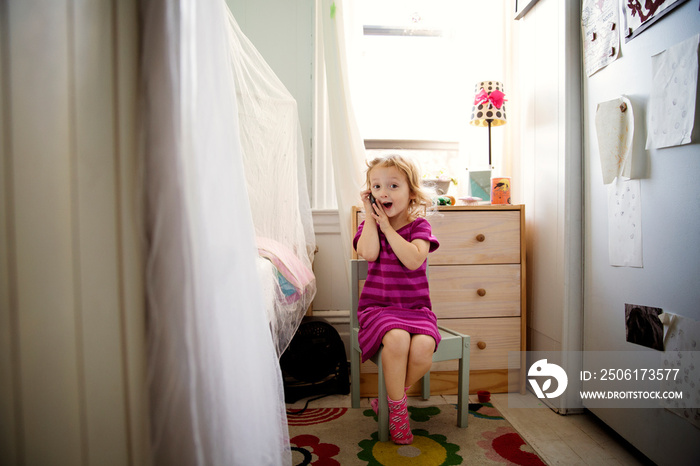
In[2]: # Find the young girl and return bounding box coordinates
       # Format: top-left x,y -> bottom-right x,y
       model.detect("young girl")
353,154 -> 440,445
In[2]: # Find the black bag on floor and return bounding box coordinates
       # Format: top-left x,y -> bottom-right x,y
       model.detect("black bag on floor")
280,316 -> 350,403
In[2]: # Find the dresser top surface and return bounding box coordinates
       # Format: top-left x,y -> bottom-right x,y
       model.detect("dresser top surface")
435,205 -> 524,212
352,204 -> 524,214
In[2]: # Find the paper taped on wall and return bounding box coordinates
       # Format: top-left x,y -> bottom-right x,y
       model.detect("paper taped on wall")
646,33 -> 699,150
595,96 -> 635,184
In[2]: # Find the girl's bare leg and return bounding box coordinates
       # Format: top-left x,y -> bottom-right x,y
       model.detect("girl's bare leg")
404,334 -> 436,388
381,329 -> 411,401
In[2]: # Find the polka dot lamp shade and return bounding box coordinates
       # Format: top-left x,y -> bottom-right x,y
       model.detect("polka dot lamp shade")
469,81 -> 507,127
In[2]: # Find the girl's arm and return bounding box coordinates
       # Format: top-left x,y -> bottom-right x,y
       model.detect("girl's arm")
383,230 -> 430,270
356,190 -> 380,261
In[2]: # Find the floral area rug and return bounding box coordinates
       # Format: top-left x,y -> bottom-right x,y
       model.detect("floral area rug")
287,402 -> 546,465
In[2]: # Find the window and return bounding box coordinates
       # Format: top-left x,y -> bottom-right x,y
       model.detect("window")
312,0 -> 509,208
363,140 -> 461,195
353,0 -> 466,142
352,1 -> 508,197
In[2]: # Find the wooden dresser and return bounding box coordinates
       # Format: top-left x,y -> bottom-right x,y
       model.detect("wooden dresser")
352,205 -> 526,395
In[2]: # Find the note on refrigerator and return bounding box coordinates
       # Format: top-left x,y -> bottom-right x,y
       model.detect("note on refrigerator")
596,96 -> 634,184
608,178 -> 642,267
646,34 -> 699,149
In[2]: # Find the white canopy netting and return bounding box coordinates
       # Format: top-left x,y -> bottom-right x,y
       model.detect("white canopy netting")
226,9 -> 316,357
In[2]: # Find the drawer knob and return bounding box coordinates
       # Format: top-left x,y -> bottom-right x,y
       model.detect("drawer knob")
477,341 -> 487,350
477,288 -> 486,297
476,234 -> 485,242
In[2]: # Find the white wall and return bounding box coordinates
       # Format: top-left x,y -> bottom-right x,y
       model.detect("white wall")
311,211 -> 350,311
0,2 -> 149,465
582,2 -> 700,464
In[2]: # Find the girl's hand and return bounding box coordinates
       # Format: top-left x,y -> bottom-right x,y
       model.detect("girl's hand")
361,190 -> 388,228
369,199 -> 392,233
356,189 -> 380,261
361,189 -> 374,211
360,189 -> 391,233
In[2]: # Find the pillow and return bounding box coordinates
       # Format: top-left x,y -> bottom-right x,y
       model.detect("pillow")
256,237 -> 314,294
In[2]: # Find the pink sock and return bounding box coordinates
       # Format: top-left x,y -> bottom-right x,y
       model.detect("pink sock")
371,386 -> 411,414
387,394 -> 413,445
371,397 -> 379,414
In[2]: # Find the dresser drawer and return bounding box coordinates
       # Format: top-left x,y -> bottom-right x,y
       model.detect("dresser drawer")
431,317 -> 521,372
429,211 -> 520,265
429,264 -> 521,318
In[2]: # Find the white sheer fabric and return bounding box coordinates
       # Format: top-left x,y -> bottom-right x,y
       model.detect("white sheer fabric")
142,0 -> 291,464
227,10 -> 316,357
319,0 -> 366,274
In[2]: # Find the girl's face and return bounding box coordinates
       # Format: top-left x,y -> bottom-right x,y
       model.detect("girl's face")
369,165 -> 415,220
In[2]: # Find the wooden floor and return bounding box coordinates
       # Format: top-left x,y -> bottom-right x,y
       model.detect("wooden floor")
286,391 -> 654,465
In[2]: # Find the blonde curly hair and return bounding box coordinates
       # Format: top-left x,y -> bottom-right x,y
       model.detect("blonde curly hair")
365,154 -> 435,220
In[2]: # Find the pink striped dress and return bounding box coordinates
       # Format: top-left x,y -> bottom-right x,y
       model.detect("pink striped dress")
353,217 -> 441,362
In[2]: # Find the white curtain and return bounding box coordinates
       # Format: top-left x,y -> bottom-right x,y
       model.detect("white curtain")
141,0 -> 289,464
319,0 -> 367,272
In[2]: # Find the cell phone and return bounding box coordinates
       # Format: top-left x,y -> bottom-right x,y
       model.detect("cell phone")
369,193 -> 377,207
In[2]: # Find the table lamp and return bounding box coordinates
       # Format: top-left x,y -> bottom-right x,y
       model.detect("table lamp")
469,81 -> 507,169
